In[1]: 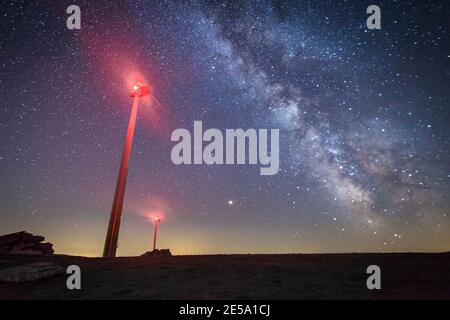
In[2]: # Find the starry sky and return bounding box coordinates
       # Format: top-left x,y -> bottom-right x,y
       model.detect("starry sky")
1,0 -> 449,256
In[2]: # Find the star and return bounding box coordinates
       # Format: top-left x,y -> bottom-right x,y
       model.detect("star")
0,0 -> 448,256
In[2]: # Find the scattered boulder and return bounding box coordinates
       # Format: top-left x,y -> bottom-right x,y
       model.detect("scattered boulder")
0,231 -> 54,256
0,262 -> 64,282
141,249 -> 172,257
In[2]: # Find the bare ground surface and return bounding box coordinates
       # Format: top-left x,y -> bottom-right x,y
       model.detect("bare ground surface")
0,253 -> 449,299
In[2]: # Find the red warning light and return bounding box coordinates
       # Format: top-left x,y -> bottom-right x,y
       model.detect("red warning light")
130,81 -> 151,97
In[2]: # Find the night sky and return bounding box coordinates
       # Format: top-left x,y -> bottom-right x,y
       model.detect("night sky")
1,1 -> 449,256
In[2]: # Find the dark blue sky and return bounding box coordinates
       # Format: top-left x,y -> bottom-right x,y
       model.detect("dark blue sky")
0,0 -> 449,255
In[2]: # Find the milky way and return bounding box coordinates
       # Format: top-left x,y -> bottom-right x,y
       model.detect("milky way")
0,1 -> 449,255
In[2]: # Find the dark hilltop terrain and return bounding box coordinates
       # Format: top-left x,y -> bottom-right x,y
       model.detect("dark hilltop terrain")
0,252 -> 449,299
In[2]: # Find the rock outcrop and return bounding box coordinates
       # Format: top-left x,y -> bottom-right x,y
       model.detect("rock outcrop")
0,231 -> 54,256
141,249 -> 172,257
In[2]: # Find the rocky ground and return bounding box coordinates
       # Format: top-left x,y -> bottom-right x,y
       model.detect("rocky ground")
0,252 -> 449,299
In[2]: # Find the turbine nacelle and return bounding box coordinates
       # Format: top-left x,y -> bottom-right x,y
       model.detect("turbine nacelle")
130,81 -> 151,97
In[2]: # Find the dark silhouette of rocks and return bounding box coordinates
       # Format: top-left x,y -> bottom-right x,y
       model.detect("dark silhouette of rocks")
0,231 -> 54,256
141,249 -> 172,257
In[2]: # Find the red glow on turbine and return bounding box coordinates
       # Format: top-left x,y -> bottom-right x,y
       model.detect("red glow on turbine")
130,81 -> 151,97
144,210 -> 165,223
151,215 -> 162,251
